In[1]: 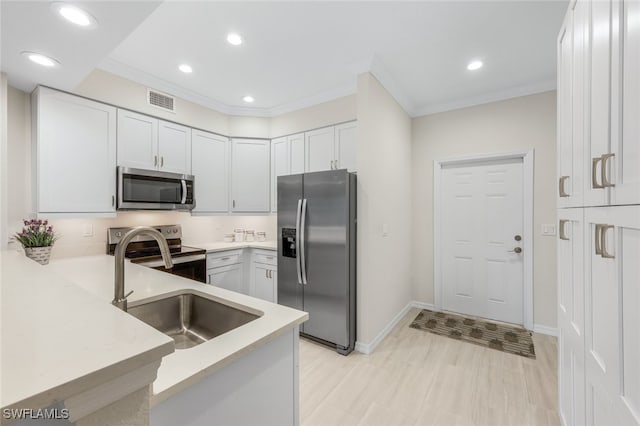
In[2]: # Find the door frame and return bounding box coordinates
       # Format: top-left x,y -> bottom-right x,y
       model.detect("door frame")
433,149 -> 534,330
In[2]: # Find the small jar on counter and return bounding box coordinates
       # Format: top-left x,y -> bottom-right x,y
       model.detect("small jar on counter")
223,233 -> 234,242
233,228 -> 245,242
245,229 -> 255,242
256,231 -> 266,242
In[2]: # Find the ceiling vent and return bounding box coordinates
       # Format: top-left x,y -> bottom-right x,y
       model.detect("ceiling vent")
147,89 -> 175,113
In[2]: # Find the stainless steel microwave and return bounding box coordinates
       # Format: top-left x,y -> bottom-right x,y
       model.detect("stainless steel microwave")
117,167 -> 195,211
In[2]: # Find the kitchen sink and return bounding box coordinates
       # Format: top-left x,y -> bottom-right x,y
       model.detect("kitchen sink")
128,293 -> 260,349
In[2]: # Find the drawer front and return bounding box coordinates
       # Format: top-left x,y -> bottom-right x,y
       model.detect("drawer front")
207,249 -> 243,269
252,249 -> 277,266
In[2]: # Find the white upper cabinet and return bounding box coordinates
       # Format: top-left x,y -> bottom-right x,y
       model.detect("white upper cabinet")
289,133 -> 305,174
34,87 -> 117,216
117,110 -> 191,175
334,122 -> 357,172
612,0 -> 640,205
191,130 -> 229,214
158,120 -> 191,174
305,126 -> 335,173
557,11 -> 574,208
117,109 -> 158,171
231,139 -> 270,213
271,137 -> 289,213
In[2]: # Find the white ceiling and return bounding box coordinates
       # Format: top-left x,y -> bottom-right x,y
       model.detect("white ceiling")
1,1 -> 567,117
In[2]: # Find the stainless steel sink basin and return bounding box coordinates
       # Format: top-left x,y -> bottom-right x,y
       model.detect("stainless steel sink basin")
128,293 -> 260,349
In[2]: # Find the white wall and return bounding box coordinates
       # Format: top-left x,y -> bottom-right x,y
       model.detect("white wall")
411,91 -> 558,328
1,73 -> 8,249
269,95 -> 356,138
356,73 -> 413,346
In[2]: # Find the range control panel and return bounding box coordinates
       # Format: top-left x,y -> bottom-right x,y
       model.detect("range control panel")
107,225 -> 182,244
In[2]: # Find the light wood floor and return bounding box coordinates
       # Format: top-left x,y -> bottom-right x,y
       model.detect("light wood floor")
300,307 -> 559,426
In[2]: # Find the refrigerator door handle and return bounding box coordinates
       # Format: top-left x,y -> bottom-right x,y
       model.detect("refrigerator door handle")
300,198 -> 308,285
295,199 -> 303,285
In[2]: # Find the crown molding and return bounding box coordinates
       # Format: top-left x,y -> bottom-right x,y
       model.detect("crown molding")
99,58 -> 355,118
367,55 -> 416,116
411,79 -> 557,117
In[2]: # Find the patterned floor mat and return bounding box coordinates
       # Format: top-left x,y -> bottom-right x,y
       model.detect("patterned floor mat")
409,309 -> 536,359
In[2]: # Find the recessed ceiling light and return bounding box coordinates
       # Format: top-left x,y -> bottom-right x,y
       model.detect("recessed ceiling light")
227,33 -> 243,46
178,64 -> 193,73
51,2 -> 97,28
467,60 -> 483,71
21,51 -> 60,68
243,96 -> 254,103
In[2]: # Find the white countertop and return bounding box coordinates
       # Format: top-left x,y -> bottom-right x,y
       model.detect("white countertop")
2,249 -> 307,410
0,251 -> 174,412
187,240 -> 276,253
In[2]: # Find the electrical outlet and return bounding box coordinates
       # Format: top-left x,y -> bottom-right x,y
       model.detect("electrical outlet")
82,224 -> 94,237
541,224 -> 556,236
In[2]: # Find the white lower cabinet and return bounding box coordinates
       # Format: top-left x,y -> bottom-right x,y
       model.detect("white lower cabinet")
206,248 -> 277,303
250,249 -> 278,303
559,205 -> 640,426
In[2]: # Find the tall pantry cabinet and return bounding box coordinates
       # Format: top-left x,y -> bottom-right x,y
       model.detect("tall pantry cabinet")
557,1 -> 640,426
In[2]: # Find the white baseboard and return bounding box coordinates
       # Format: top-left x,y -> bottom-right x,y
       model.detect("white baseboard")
533,324 -> 558,337
355,302 -> 413,354
410,301 -> 436,311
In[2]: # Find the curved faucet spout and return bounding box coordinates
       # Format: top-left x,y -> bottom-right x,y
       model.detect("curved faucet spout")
113,226 -> 174,311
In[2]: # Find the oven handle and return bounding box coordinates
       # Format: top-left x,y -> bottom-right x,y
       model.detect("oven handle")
135,254 -> 205,268
181,179 -> 187,204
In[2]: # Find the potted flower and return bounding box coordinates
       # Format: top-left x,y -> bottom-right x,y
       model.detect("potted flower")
15,219 -> 58,265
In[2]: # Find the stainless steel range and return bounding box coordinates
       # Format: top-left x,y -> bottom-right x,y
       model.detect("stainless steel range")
107,225 -> 206,283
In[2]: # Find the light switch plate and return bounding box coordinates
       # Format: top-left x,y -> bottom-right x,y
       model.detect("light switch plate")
541,224 -> 556,236
82,224 -> 94,237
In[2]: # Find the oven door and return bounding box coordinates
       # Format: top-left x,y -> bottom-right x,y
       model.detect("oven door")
118,166 -> 195,210
137,254 -> 206,283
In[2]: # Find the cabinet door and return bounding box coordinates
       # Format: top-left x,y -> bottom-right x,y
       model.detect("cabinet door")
288,133 -> 305,174
585,0 -> 615,207
158,120 -> 191,174
612,0 -> 640,205
251,263 -> 276,303
37,88 -> 117,214
117,109 -> 158,170
558,1 -> 587,208
334,122 -> 357,172
305,127 -> 335,172
271,137 -> 289,213
584,206 -> 640,426
231,139 -> 270,212
192,130 -> 229,213
207,264 -> 244,294
557,209 -> 586,426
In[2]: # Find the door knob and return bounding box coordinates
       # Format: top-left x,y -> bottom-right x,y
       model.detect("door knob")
509,247 -> 522,254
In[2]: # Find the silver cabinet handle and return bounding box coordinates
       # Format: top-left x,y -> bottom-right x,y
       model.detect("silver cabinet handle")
592,157 -> 604,189
221,257 -> 230,261
295,199 -> 303,285
559,219 -> 569,240
300,198 -> 308,285
233,200 -> 236,209
559,176 -> 570,197
600,224 -> 615,259
265,269 -> 268,279
160,156 -> 164,167
601,153 -> 615,187
112,195 -> 115,207
154,155 -> 158,167
594,224 -> 603,256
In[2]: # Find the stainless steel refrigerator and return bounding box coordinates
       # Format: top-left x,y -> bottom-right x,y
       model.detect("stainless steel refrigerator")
277,169 -> 356,355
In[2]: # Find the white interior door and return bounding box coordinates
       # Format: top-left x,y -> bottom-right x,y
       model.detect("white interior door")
440,158 -> 524,325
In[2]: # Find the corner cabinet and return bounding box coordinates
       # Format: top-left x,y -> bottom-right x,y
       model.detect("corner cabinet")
191,130 -> 229,214
230,139 -> 270,213
117,109 -> 191,175
33,87 -> 117,216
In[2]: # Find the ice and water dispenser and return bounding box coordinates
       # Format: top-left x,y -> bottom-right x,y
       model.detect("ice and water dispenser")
281,228 -> 297,258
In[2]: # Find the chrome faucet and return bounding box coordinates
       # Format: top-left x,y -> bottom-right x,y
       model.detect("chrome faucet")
113,226 -> 173,311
